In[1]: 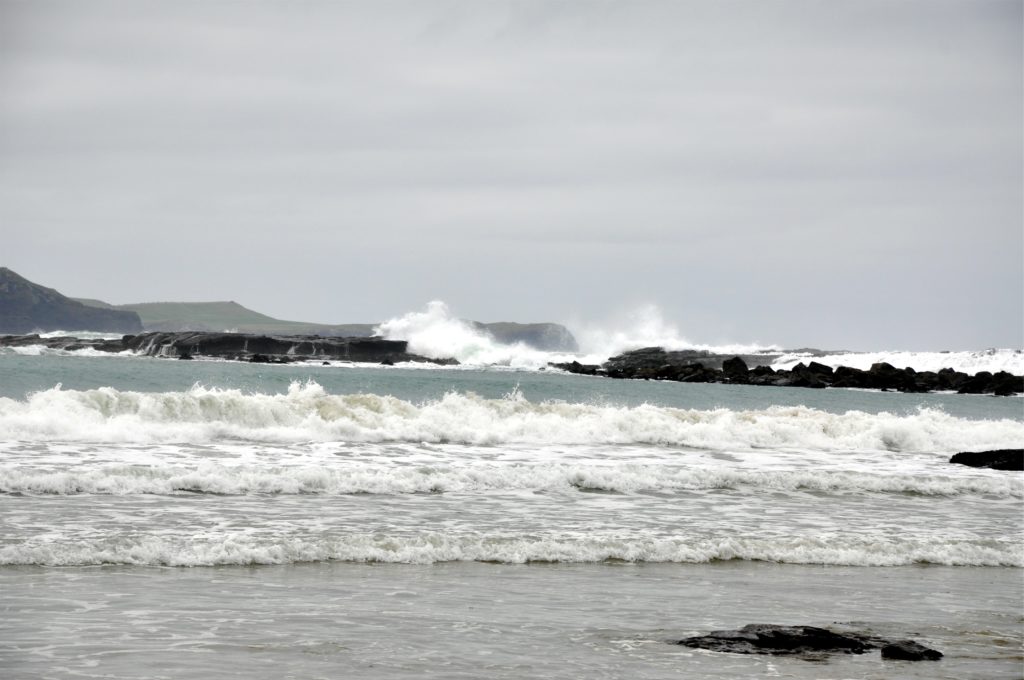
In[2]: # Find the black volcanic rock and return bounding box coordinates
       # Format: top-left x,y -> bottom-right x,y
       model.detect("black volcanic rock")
555,347 -> 1023,396
549,360 -> 601,375
880,641 -> 943,661
0,331 -> 458,365
0,268 -> 142,334
949,449 -> 1023,471
721,356 -> 749,381
119,331 -> 457,364
677,625 -> 871,656
677,624 -> 942,661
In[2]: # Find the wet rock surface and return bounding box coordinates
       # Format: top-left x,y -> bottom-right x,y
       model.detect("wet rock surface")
551,348 -> 1023,395
949,449 -> 1023,471
880,640 -> 945,661
676,624 -> 942,661
0,331 -> 458,366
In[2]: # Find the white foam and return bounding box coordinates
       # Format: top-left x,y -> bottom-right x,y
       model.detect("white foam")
573,303 -> 780,361
0,381 -> 1021,451
773,349 -> 1024,375
375,301 -> 562,367
375,301 -> 779,368
2,532 -> 1018,567
2,462 -> 1018,497
0,345 -> 135,358
37,330 -> 126,340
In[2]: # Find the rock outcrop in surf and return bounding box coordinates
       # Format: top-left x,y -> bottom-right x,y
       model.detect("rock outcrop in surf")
0,268 -> 142,334
552,348 -> 1024,395
949,449 -> 1023,471
676,624 -> 942,661
0,331 -> 458,365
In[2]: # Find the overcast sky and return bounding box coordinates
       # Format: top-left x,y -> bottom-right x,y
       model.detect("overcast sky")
1,0 -> 1020,350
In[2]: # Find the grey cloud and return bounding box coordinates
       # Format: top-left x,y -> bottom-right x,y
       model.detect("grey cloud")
0,0 -> 1020,349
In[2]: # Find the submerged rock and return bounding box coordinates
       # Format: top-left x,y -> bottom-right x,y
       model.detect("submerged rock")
677,624 -> 870,656
949,449 -> 1023,471
676,624 -> 942,661
880,640 -> 944,661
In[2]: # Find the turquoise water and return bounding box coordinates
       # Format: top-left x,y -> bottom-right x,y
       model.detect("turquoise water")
3,353 -> 1020,420
1,352 -> 1022,679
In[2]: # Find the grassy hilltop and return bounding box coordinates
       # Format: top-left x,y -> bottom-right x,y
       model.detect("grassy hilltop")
75,299 -> 376,336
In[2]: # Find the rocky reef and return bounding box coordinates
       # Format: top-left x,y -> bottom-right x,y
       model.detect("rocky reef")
552,347 -> 1024,395
0,331 -> 457,365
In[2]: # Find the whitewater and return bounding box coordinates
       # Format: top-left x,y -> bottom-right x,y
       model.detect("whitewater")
2,349 -> 1021,679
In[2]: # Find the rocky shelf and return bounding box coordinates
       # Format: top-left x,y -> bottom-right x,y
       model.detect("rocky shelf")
0,331 -> 459,366
551,347 -> 1024,395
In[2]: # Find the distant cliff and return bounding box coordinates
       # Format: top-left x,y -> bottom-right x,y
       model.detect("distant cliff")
74,298 -> 579,352
0,268 -> 142,334
471,322 -> 579,352
72,300 -> 377,337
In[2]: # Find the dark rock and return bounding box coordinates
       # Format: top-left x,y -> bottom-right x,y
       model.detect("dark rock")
989,371 -> 1024,396
806,361 -> 834,377
957,371 -> 994,394
116,331 -> 453,365
722,357 -> 749,382
677,624 -> 870,656
178,353 -> 193,360
936,368 -> 969,391
677,624 -> 942,662
950,449 -> 1023,471
550,360 -> 601,376
604,347 -> 780,374
831,365 -> 867,389
880,640 -> 943,661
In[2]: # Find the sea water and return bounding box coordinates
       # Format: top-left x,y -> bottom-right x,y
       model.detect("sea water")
1,352 -> 1022,679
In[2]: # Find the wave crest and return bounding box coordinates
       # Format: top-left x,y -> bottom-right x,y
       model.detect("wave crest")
1,381 -> 1022,451
2,532 -> 1018,567
2,462 -> 1018,497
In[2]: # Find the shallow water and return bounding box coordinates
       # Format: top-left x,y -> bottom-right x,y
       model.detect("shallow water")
1,353 -> 1021,678
3,563 -> 1021,679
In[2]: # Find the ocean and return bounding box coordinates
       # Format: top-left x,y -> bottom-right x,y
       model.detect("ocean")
1,349 -> 1022,679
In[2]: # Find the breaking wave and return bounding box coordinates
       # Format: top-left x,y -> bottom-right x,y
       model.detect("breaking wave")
375,301 -> 778,367
2,462 -> 1019,497
375,301 -> 559,367
2,532 -> 1018,567
1,381 -> 1021,451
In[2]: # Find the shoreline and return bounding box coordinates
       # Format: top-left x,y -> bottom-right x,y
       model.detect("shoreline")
2,331 -> 1023,395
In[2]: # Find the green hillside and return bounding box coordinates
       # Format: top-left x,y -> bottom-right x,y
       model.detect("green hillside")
0,268 -> 142,334
74,299 -> 375,336
72,298 -> 578,349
